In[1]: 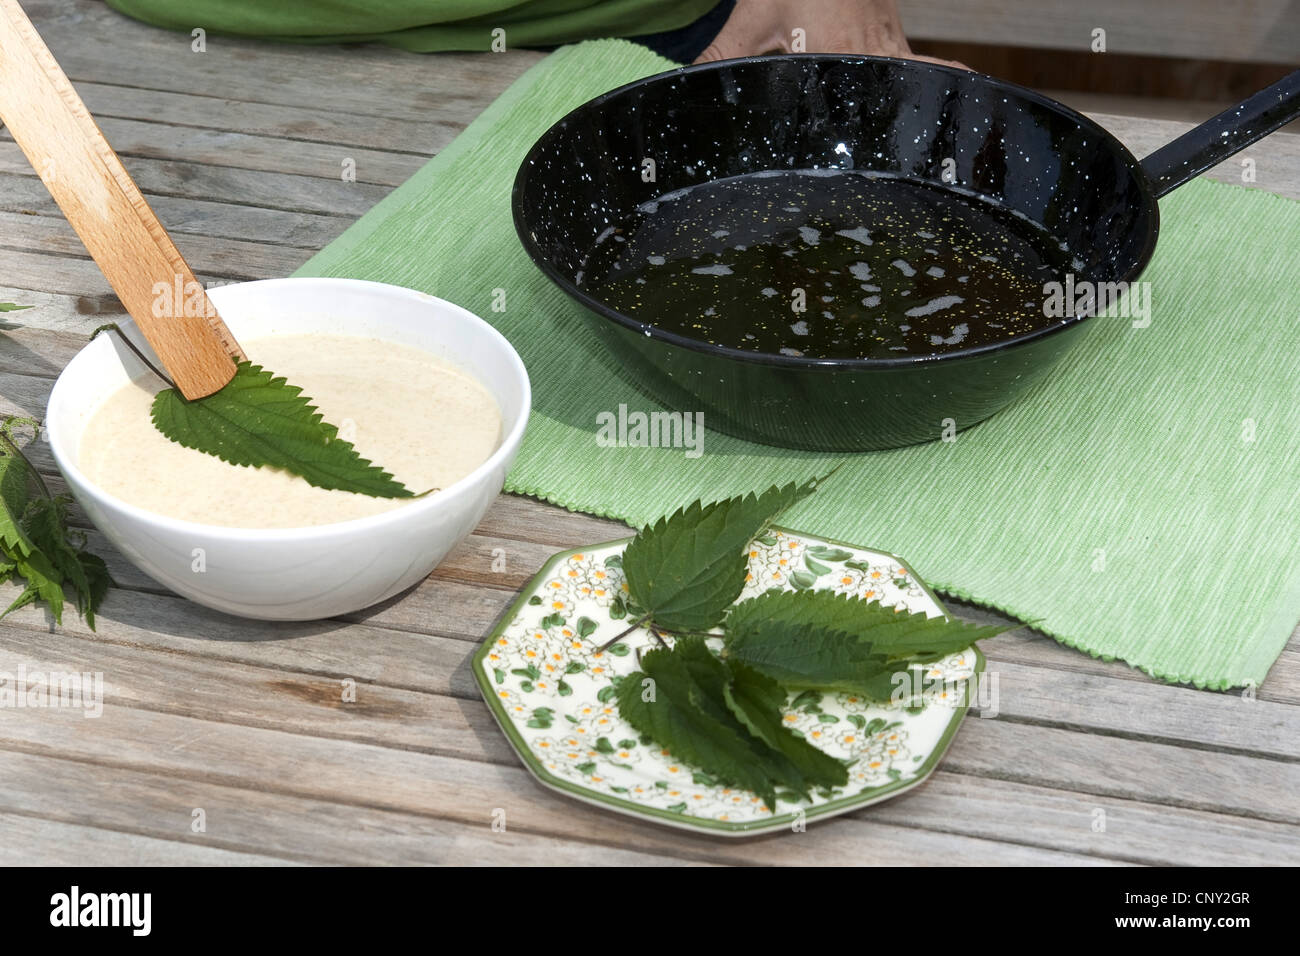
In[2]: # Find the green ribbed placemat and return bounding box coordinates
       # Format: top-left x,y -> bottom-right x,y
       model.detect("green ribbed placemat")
297,40 -> 1300,690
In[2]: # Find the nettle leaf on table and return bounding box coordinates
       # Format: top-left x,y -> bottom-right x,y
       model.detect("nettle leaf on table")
151,361 -> 420,499
1,417 -> 111,628
22,496 -> 111,628
620,478 -> 820,632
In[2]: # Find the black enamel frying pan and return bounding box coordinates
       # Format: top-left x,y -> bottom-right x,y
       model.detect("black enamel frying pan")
513,56 -> 1300,451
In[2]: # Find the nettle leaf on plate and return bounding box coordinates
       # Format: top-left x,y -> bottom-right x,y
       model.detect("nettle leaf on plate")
722,659 -> 848,793
724,616 -> 895,693
616,638 -> 785,810
151,362 -> 419,499
616,636 -> 845,810
722,589 -> 1006,696
729,588 -> 1005,659
620,478 -> 820,632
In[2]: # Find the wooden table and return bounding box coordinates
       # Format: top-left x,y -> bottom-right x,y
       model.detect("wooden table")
2,0 -> 1297,866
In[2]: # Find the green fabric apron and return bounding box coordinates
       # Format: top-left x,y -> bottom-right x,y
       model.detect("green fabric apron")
105,0 -> 719,51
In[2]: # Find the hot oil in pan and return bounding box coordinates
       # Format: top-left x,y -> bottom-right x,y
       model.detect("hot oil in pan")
579,169 -> 1079,360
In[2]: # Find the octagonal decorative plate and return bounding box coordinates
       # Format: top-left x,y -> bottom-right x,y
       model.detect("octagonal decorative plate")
473,525 -> 985,836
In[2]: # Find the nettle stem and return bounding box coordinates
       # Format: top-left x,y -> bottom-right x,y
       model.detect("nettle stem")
596,613 -> 650,651
596,614 -> 724,652
91,323 -> 176,391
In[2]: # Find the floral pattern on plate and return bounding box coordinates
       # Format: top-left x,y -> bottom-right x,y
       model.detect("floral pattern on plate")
474,526 -> 984,836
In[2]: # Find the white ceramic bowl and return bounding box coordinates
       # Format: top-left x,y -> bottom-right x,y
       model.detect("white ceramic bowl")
45,277 -> 531,621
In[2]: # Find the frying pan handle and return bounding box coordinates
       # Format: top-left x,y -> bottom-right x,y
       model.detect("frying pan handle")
1140,69 -> 1300,199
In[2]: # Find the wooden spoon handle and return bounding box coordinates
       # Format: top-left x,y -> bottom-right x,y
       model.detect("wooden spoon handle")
0,0 -> 243,398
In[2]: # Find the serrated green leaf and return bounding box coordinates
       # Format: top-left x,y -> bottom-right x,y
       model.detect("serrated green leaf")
725,617 -> 893,692
728,589 -> 1004,662
151,361 -> 417,499
0,432 -> 35,557
615,636 -> 848,810
620,479 -> 820,631
21,495 -> 109,628
4,548 -> 64,624
2,420 -> 110,629
616,642 -> 780,810
722,660 -> 848,792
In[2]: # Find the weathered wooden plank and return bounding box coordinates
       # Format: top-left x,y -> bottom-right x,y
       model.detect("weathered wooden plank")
979,623 -> 1300,707
29,0 -> 545,124
2,739 -> 1263,866
23,512 -> 1300,718
870,771 -> 1300,866
0,647 -> 1284,865
0,749 -> 706,865
0,810 -> 298,865
0,211 -> 314,280
945,717 -> 1300,825
2,364 -> 65,421
978,659 -> 1300,760
0,705 -> 1120,865
0,625 -> 490,754
0,582 -> 482,698
475,493 -> 633,545
73,80 -> 448,155
0,142 -> 385,217
0,323 -> 87,379
0,173 -> 349,247
0,283 -> 126,334
0,248 -> 233,304
1,420 -> 1297,741
1,599 -> 1295,829
88,115 -> 427,187
0,797 -> 692,867
1093,113 -> 1300,201
899,0 -> 1300,63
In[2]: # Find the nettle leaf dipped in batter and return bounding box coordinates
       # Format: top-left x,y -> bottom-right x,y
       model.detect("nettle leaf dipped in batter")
151,361 -> 421,499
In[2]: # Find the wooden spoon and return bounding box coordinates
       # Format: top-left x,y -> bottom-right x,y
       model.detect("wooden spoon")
0,0 -> 244,398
